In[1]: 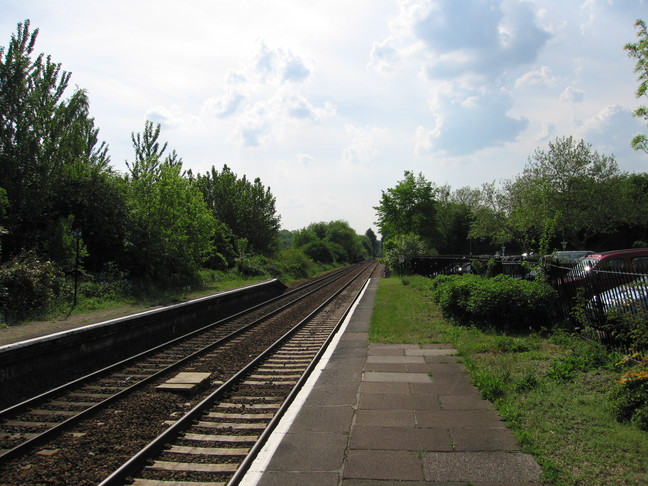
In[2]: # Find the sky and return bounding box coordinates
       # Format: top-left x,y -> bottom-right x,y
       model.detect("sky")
1,0 -> 647,236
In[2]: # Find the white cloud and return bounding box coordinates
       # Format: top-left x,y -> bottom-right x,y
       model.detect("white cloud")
144,106 -> 199,129
297,153 -> 314,165
420,86 -> 528,155
581,104 -> 645,157
559,86 -> 585,104
342,124 -> 384,165
199,40 -> 332,148
203,89 -> 246,118
412,0 -> 550,80
515,66 -> 559,89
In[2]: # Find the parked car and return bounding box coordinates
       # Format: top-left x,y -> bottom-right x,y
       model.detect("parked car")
586,276 -> 648,321
549,250 -> 594,264
565,248 -> 648,280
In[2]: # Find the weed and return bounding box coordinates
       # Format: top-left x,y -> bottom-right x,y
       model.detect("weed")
472,369 -> 510,401
494,335 -> 531,353
514,371 -> 539,392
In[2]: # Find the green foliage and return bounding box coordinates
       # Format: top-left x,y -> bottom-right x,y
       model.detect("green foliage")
430,274 -> 558,331
547,340 -> 613,382
602,307 -> 648,352
196,165 -> 281,256
293,220 -> 368,264
374,171 -> 438,248
43,215 -> 88,273
609,355 -> 648,430
302,239 -> 337,264
124,130 -> 216,285
0,20 -> 113,262
235,255 -> 277,277
0,251 -> 63,322
277,248 -> 314,279
364,228 -> 380,257
493,335 -> 531,353
472,368 -> 510,401
625,19 -> 648,153
383,233 -> 429,273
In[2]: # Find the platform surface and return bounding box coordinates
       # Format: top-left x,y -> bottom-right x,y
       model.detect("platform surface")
249,278 -> 542,485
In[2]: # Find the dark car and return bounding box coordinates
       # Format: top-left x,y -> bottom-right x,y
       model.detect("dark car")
565,248 -> 648,280
586,276 -> 648,321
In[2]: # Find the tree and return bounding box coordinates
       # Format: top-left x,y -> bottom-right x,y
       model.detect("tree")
123,124 -> 216,283
383,233 -> 429,273
471,137 -> 625,252
292,220 -> 369,264
435,185 -> 473,254
468,182 -> 517,251
0,20 -> 114,267
196,165 -> 281,256
625,19 -> 648,153
365,228 -> 380,257
374,171 -> 438,248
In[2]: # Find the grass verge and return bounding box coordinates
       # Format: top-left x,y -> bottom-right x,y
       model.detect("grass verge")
371,275 -> 648,485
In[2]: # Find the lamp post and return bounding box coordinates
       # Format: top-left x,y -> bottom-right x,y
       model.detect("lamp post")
73,229 -> 82,307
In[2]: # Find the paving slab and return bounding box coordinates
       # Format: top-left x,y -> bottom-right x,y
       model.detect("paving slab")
249,278 -> 542,486
350,425 -> 453,451
363,371 -> 433,383
422,452 -> 542,483
344,450 -> 425,481
358,392 -> 441,410
261,431 -> 348,471
257,471 -> 338,486
366,355 -> 426,363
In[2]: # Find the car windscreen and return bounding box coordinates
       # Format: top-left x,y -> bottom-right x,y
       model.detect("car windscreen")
566,256 -> 600,277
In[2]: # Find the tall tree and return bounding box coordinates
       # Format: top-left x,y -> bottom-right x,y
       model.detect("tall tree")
471,137 -> 625,252
123,124 -> 216,283
0,20 -> 114,265
625,19 -> 648,153
196,165 -> 281,256
374,171 -> 438,248
365,228 -> 379,257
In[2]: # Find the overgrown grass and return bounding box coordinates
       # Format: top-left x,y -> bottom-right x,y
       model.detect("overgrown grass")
371,275 -> 648,485
369,276 -> 444,343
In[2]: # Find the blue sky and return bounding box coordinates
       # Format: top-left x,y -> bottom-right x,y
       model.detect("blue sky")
1,0 -> 647,235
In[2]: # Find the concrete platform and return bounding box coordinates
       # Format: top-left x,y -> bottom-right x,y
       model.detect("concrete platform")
244,278 -> 542,485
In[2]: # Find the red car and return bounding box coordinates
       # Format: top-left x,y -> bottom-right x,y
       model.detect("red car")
566,248 -> 648,279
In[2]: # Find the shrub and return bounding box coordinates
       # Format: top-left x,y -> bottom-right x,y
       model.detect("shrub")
302,240 -> 337,264
608,354 -> 648,430
278,249 -> 314,280
235,255 -> 278,277
493,335 -> 531,353
0,251 -> 63,322
602,308 -> 648,352
472,369 -> 509,401
547,339 -> 613,382
431,274 -> 558,331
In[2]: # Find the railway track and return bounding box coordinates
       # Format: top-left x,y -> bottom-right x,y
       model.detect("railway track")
0,261 -> 377,485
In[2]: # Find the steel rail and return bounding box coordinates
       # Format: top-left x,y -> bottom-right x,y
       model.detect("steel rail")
0,264 -> 360,463
98,262 -> 375,486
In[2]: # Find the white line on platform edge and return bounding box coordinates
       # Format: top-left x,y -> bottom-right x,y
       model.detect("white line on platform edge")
238,278 -> 371,486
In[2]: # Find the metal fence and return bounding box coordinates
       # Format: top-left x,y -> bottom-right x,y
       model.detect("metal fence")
410,255 -> 648,349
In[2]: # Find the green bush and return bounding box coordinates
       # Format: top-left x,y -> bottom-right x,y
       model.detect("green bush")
547,339 -> 613,382
472,369 -> 509,401
235,255 -> 277,277
608,355 -> 648,430
430,274 -> 558,331
602,308 -> 648,352
0,251 -> 63,322
278,249 -> 314,279
302,240 -> 337,264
